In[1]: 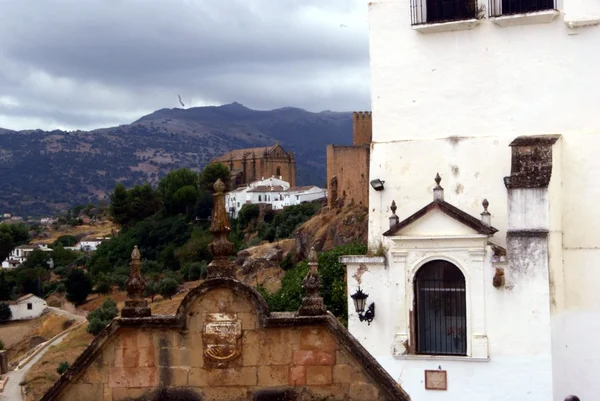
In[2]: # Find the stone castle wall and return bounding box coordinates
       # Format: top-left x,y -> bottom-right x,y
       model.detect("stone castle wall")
326,145 -> 370,209
326,112 -> 372,209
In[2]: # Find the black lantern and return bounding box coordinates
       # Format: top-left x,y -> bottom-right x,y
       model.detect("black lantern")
370,179 -> 385,191
351,287 -> 375,325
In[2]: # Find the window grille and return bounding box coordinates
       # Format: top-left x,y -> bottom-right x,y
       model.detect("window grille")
411,0 -> 479,25
488,0 -> 555,16
414,260 -> 467,355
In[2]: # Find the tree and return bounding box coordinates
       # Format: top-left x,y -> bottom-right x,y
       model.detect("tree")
158,278 -> 179,300
20,249 -> 52,270
187,261 -> 207,281
65,268 -> 93,305
173,185 -> 199,215
86,298 -> 118,336
199,163 -> 230,192
109,183 -> 130,226
54,235 -> 77,247
0,232 -> 13,262
143,281 -> 158,302
128,184 -> 161,222
0,303 -> 11,321
158,169 -> 200,215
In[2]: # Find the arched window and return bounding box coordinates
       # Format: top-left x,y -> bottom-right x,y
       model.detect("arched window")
258,195 -> 262,202
276,166 -> 281,177
414,260 -> 466,356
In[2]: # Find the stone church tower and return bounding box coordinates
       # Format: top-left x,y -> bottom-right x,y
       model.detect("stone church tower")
211,143 -> 296,188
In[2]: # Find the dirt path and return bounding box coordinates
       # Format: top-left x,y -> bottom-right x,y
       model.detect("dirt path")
1,307 -> 86,401
1,329 -> 70,401
47,306 -> 85,321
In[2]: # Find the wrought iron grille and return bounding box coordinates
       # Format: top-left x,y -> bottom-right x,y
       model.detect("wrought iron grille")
410,0 -> 478,25
488,0 -> 555,17
414,260 -> 467,356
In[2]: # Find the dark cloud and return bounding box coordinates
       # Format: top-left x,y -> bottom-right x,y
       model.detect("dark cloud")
0,0 -> 370,130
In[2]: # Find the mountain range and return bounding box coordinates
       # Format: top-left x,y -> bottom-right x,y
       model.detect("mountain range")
0,103 -> 353,217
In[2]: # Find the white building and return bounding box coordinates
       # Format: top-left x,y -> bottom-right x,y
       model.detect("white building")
78,237 -> 110,252
1,244 -> 53,269
341,1 -> 600,400
225,177 -> 326,218
4,294 -> 47,320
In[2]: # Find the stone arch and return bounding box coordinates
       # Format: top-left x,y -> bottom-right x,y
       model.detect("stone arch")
175,278 -> 270,328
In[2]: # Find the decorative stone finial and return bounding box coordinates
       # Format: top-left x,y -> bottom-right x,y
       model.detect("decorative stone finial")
433,173 -> 444,201
122,245 -> 151,318
389,200 -> 399,229
207,179 -> 236,279
481,198 -> 491,227
298,247 -> 327,316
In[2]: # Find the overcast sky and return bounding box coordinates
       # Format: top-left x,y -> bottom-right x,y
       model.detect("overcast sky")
0,0 -> 370,131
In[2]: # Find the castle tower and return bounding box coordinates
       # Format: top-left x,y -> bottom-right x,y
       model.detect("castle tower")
352,111 -> 373,146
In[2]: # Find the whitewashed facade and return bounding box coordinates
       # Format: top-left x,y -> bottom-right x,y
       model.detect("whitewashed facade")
1,244 -> 53,269
78,237 -> 110,252
225,177 -> 326,218
341,1 -> 600,400
6,294 -> 47,320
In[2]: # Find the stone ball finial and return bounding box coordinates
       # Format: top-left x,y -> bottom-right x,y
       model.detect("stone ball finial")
308,247 -> 318,264
482,199 -> 489,212
435,173 -> 442,187
131,245 -> 141,260
214,178 -> 226,193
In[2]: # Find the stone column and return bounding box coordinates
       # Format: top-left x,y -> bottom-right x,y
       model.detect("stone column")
121,246 -> 151,318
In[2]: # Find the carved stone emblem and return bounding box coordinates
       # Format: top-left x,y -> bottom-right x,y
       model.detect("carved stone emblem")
203,313 -> 242,367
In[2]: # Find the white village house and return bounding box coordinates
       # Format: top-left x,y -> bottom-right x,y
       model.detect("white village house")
225,176 -> 326,219
2,244 -> 53,269
3,294 -> 47,320
78,236 -> 110,252
341,1 -> 600,400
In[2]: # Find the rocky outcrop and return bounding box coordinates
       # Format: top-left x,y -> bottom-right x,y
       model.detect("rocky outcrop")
234,239 -> 296,294
295,203 -> 368,260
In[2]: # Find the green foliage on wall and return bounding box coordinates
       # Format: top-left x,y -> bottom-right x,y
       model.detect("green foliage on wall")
259,243 -> 367,325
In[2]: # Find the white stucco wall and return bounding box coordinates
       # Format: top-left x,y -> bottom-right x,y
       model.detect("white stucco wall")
9,295 -> 47,320
364,1 -> 600,398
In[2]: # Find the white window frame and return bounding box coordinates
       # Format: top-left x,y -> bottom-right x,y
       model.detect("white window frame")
389,234 -> 489,361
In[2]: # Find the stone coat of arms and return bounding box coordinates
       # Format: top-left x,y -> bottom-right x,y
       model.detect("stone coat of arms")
203,313 -> 242,367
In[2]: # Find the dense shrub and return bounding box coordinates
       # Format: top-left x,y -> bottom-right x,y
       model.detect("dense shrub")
259,243 -> 367,326
86,298 -> 119,336
57,361 -> 70,375
0,304 -> 11,321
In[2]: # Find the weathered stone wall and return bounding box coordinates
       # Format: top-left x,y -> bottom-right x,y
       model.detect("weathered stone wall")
226,154 -> 296,188
53,285 -> 394,401
326,145 -> 370,209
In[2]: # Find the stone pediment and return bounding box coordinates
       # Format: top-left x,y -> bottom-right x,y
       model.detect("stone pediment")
40,279 -> 410,401
383,200 -> 497,237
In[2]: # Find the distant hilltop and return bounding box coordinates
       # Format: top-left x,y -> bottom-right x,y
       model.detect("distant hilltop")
0,103 -> 353,217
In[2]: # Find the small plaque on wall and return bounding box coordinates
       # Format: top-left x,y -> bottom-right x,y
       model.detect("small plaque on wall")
425,370 -> 447,390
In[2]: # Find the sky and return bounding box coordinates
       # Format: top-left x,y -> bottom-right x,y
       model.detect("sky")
0,0 -> 371,131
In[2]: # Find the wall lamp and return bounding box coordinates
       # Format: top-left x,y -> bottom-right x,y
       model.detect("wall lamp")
351,287 -> 375,325
370,179 -> 385,191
